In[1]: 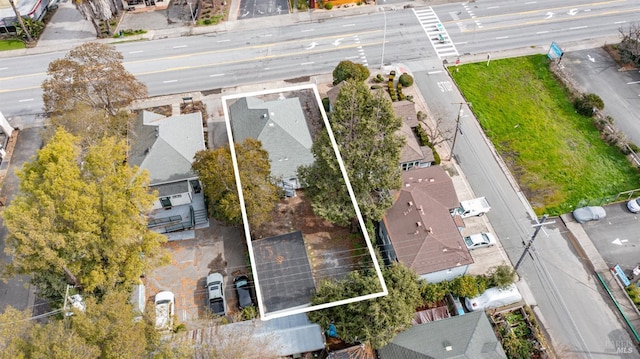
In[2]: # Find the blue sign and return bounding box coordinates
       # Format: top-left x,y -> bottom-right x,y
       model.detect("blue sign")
613,264 -> 631,287
547,42 -> 563,60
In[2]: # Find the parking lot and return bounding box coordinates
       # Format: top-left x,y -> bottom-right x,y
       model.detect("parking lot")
579,201 -> 640,275
146,219 -> 249,325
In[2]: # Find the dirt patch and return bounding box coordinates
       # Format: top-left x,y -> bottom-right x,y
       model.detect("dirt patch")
207,253 -> 227,276
254,191 -> 362,283
196,0 -> 229,24
139,105 -> 172,117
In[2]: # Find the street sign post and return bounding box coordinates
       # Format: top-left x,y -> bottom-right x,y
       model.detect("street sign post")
486,53 -> 491,66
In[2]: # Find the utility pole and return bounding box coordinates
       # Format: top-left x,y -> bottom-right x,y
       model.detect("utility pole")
448,102 -> 471,161
514,214 -> 554,270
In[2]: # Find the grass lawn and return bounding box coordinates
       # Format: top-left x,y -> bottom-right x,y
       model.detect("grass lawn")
0,39 -> 25,51
451,55 -> 640,215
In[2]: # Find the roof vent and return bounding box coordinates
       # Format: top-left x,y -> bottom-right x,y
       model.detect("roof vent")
427,227 -> 432,233
261,113 -> 268,119
418,178 -> 423,183
416,222 -> 422,227
429,178 -> 435,182
443,341 -> 453,351
408,201 -> 413,207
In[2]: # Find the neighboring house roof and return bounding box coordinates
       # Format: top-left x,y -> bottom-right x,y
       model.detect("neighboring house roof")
378,311 -> 507,359
252,231 -> 316,314
327,81 -> 346,108
328,344 -> 374,359
183,313 -> 324,357
0,0 -> 46,25
129,111 -> 204,185
382,166 -> 473,275
393,100 -> 419,128
228,96 -> 315,181
399,121 -> 424,164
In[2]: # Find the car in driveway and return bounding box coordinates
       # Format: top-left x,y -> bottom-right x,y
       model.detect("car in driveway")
627,198 -> 640,213
572,206 -> 606,223
234,275 -> 254,310
463,232 -> 496,250
207,273 -> 226,316
154,291 -> 175,331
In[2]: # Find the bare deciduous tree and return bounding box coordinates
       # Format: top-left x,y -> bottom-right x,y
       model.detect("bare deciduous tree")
420,117 -> 454,147
618,23 -> 640,66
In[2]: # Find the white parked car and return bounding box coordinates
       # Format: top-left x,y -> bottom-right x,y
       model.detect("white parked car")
463,232 -> 496,250
627,198 -> 640,213
154,291 -> 175,331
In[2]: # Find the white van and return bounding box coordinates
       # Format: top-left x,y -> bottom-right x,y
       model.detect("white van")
464,284 -> 522,312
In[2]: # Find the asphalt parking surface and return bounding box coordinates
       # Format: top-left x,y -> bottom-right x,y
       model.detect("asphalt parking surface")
579,202 -> 640,273
238,0 -> 290,19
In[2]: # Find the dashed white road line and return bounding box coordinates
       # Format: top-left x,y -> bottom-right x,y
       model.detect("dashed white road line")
537,31 -> 549,34
18,98 -> 34,102
173,45 -> 187,48
614,21 -> 626,24
627,81 -> 640,85
496,36 -> 509,40
163,80 -> 178,83
209,74 -> 225,77
129,50 -> 143,54
217,39 -> 231,42
342,24 -> 356,27
569,26 -> 588,30
301,62 -> 314,65
301,29 -> 314,32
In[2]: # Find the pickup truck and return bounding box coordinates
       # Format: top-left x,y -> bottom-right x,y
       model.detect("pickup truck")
451,197 -> 491,219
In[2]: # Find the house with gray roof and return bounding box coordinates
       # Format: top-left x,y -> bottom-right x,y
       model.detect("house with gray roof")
228,96 -> 315,189
0,0 -> 50,32
378,166 -> 473,283
129,110 -> 207,236
378,311 -> 507,359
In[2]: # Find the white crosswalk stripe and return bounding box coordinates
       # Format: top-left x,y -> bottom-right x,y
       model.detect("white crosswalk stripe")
413,7 -> 459,59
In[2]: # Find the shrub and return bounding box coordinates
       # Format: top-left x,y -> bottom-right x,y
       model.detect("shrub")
332,60 -> 370,85
432,148 -> 441,164
399,73 -> 414,87
420,281 -> 448,303
374,74 -> 384,83
325,2 -> 333,9
574,93 -> 604,117
488,264 -> 516,289
414,125 -> 431,146
371,85 -> 382,90
203,19 -> 212,25
242,305 -> 257,320
450,275 -> 482,298
322,97 -> 330,112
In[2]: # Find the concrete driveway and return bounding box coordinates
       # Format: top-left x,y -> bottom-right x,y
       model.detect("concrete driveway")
238,0 -> 289,20
145,219 -> 249,325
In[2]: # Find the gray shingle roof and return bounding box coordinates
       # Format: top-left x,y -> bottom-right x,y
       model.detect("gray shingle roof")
229,96 -> 315,181
378,311 -> 506,359
129,111 -> 204,185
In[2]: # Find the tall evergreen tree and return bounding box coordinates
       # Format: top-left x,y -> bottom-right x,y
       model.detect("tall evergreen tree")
299,79 -> 404,226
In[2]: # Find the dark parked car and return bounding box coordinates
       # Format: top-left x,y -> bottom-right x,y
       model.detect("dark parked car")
572,206 -> 606,224
234,275 -> 254,310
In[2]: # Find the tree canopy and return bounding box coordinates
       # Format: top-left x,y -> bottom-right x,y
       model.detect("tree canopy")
299,79 -> 404,225
332,60 -> 371,85
2,129 -> 168,299
42,42 -> 147,116
308,263 -> 422,349
192,138 -> 279,230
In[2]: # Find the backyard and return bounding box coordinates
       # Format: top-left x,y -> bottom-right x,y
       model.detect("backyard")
451,55 -> 640,215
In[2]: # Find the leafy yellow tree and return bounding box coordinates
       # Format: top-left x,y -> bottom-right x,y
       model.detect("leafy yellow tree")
71,290 -> 152,358
192,138 -> 279,230
42,42 -> 147,116
2,129 -> 168,299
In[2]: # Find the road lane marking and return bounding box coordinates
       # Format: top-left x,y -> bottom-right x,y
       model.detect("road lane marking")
427,70 -> 443,74
627,81 -> 640,85
173,45 -> 187,48
18,98 -> 34,102
496,36 -> 509,39
129,50 -> 143,54
301,29 -> 314,32
455,41 -> 468,45
301,62 -> 314,65
343,24 -> 356,27
259,34 -> 272,37
614,21 -> 626,24
217,39 -> 231,42
209,74 -> 225,77
487,6 -> 499,9
0,67 -> 7,70
569,26 -> 588,30
163,80 -> 178,83
537,31 -> 549,34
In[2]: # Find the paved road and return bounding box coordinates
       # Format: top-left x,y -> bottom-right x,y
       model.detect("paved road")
560,47 -> 640,146
0,127 -> 42,313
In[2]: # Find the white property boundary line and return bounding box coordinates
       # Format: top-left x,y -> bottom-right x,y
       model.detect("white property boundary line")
221,83 -> 388,321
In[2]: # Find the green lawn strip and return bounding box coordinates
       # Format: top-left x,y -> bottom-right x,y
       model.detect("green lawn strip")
451,55 -> 640,215
0,39 -> 26,51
